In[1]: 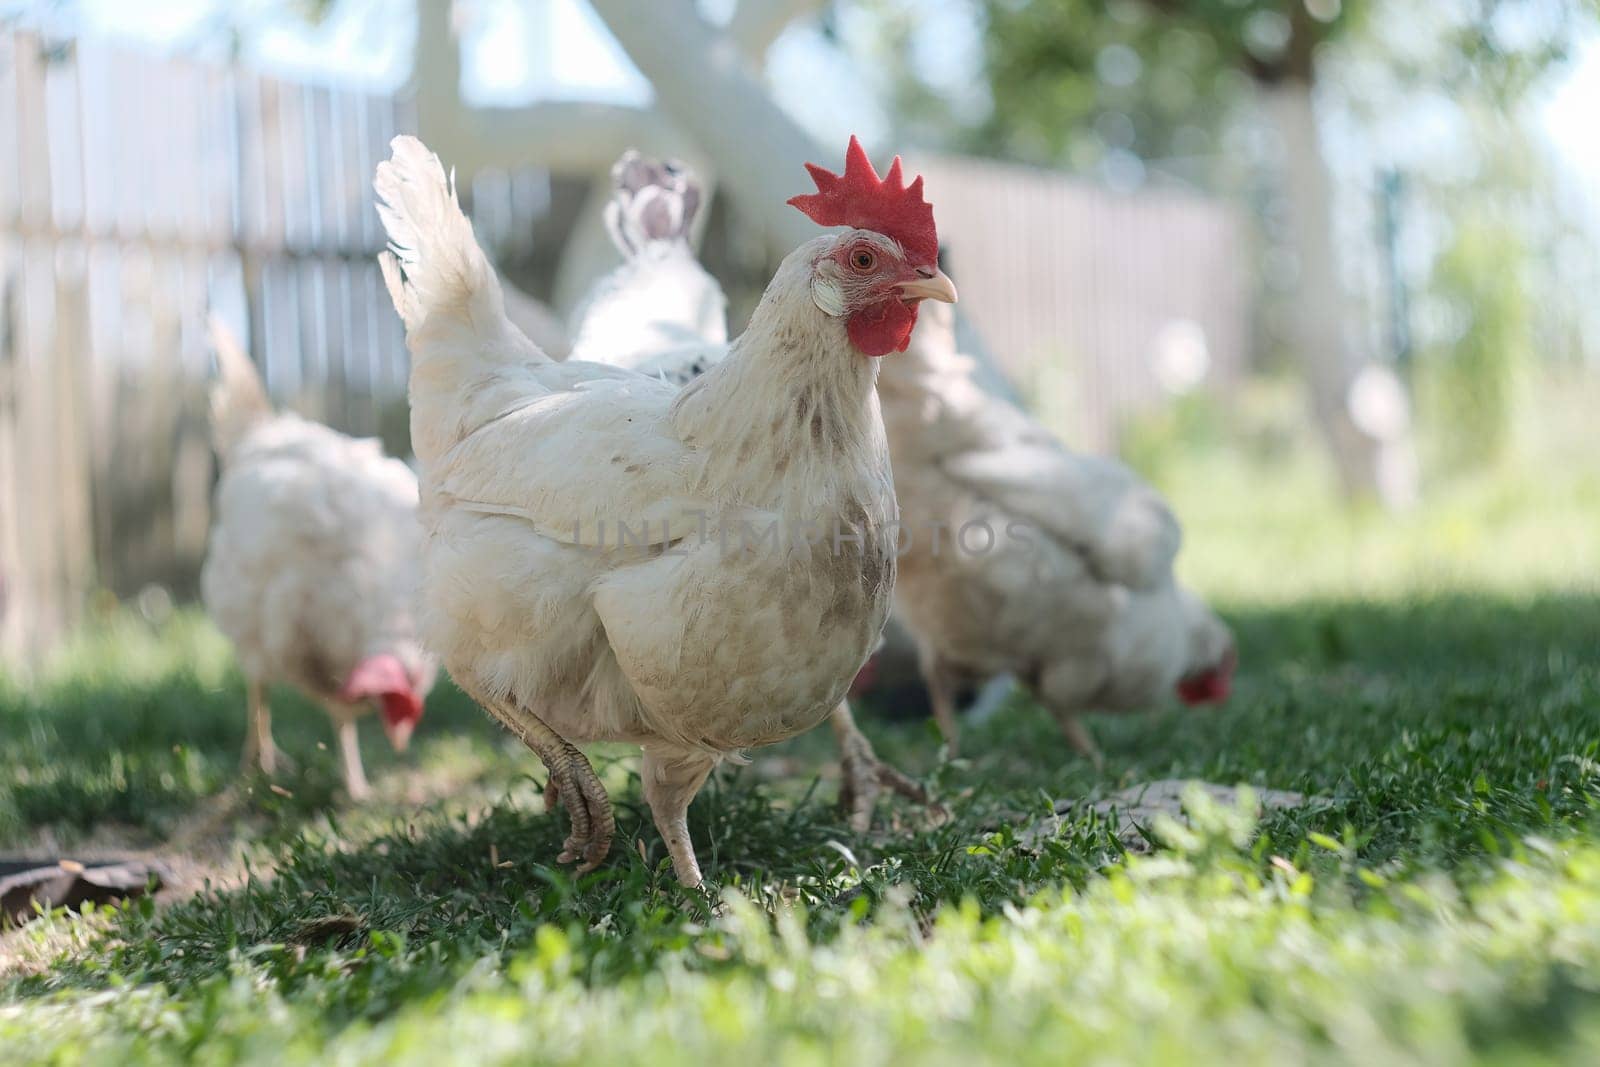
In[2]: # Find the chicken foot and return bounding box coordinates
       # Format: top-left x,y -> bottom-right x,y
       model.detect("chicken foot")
478,692 -> 614,872
830,701 -> 944,833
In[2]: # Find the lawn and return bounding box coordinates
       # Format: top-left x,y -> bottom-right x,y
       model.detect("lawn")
3,409 -> 1599,1065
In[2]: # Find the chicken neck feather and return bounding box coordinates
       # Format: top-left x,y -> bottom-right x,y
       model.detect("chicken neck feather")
669,237 -> 890,514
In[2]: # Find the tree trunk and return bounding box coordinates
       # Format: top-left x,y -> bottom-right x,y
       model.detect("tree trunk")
1260,80 -> 1417,508
586,0 -> 830,257
547,0 -> 824,318
727,0 -> 829,57
411,1 -> 691,173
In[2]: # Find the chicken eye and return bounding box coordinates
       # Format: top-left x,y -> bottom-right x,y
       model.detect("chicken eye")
850,248 -> 876,272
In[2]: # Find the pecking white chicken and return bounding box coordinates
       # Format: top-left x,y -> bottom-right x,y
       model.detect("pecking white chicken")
374,135 -> 956,885
566,149 -> 935,830
200,316 -> 438,799
874,301 -> 1235,763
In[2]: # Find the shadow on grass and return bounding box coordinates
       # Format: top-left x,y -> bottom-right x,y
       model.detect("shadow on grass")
3,761 -> 1123,1021
4,592 -> 1599,1022
0,669 -> 500,846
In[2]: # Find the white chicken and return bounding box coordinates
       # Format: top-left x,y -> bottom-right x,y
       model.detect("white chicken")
374,135 -> 957,885
566,149 -> 937,830
875,301 -> 1235,762
566,150 -> 726,381
200,316 -> 438,799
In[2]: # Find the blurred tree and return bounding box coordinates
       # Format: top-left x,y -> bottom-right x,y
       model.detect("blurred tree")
919,1 -> 1247,180
1422,217 -> 1530,470
864,0 -> 1595,505
1332,2 -> 1594,472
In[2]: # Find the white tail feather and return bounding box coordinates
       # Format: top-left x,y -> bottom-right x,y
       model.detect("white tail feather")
374,135 -> 548,467
206,313 -> 272,459
373,135 -> 510,344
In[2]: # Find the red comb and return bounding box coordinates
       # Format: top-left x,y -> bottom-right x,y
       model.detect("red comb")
788,136 -> 938,265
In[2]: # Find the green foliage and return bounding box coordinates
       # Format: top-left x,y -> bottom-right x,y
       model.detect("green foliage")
874,0 -> 1589,168
1131,375 -> 1600,601
872,0 -> 1359,177
1116,388 -> 1234,484
1418,219 -> 1531,469
876,0 -> 1255,173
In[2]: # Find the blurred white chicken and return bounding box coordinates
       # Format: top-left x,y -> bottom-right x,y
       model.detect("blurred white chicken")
875,302 -> 1236,762
200,316 -> 438,799
375,135 -> 957,884
567,149 -> 934,830
567,151 -> 727,382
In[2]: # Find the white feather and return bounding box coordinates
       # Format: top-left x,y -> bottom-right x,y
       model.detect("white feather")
202,409 -> 437,706
877,302 -> 1232,718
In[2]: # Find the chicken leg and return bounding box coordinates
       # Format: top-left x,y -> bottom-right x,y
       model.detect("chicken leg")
475,688 -> 614,872
239,679 -> 286,775
1051,709 -> 1104,770
336,717 -> 372,800
916,645 -> 963,756
1038,660 -> 1107,770
830,701 -> 942,833
640,745 -> 718,887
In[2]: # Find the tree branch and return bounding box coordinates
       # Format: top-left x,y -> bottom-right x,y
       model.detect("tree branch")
727,0 -> 830,57
586,0 -> 826,253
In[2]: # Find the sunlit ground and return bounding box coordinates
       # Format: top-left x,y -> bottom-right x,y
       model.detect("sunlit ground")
3,377 -> 1600,1063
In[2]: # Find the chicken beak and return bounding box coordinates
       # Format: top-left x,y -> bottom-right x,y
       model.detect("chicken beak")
897,268 -> 958,304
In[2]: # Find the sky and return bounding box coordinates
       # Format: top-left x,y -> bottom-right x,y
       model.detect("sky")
1540,30 -> 1600,229
5,0 -> 1598,222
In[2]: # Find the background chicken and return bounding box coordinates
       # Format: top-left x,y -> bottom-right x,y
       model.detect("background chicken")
875,301 -> 1235,763
567,150 -> 727,383
374,134 -> 956,884
200,316 -> 438,799
567,148 -> 936,830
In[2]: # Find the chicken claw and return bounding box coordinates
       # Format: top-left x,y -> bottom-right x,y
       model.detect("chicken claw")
830,702 -> 944,833
480,691 -> 614,873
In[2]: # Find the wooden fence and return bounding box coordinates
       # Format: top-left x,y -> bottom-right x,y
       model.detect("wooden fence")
0,32 -> 417,666
0,32 -> 1250,669
916,154 -> 1248,451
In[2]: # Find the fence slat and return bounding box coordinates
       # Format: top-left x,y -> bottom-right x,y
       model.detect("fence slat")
914,155 -> 1246,451
0,237 -> 23,662
0,31 -> 476,667
0,37 -> 20,227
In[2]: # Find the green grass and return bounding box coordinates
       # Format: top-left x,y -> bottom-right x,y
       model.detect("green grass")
3,405 -> 1600,1064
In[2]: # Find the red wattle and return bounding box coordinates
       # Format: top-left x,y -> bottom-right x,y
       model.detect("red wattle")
848,299 -> 919,357
380,689 -> 424,730
341,654 -> 424,728
1176,669 -> 1230,706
